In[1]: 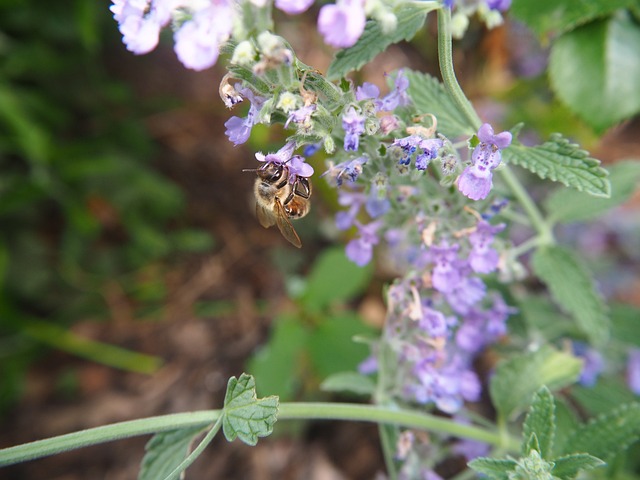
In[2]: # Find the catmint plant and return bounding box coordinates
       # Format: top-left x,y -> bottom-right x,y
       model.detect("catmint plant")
2,1 -> 640,479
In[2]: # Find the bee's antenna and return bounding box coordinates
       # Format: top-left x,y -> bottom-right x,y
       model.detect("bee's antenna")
242,168 -> 258,173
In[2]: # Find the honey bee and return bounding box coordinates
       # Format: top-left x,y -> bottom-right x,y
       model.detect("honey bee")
252,162 -> 312,248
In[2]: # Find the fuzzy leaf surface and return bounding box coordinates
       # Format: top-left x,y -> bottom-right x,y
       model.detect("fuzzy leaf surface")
138,426 -> 205,480
327,3 -> 437,80
510,0 -> 636,38
549,12 -> 640,133
562,403 -> 640,460
551,453 -> 605,479
467,457 -> 517,479
522,386 -> 556,458
405,70 -> 474,139
489,345 -> 581,419
545,159 -> 640,223
531,245 -> 609,346
222,374 -> 279,446
502,134 -> 610,197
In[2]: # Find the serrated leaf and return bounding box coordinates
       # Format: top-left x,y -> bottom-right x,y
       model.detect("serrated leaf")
510,0 -> 636,38
405,70 -> 474,139
502,134 -> 610,197
562,403 -> 640,460
489,345 -> 582,419
572,376 -> 639,416
326,3 -> 437,80
552,397 -> 580,458
523,387 -> 556,458
320,371 -> 376,396
549,12 -> 640,133
299,247 -> 373,312
551,453 -> 605,479
611,303 -> 640,348
138,426 -> 205,480
467,457 -> 517,479
531,245 -> 609,347
221,374 -> 279,446
546,160 -> 640,223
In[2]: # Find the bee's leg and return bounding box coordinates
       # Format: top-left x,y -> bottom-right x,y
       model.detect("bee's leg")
294,178 -> 311,199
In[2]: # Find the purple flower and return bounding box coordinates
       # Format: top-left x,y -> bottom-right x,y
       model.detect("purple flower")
573,342 -> 604,387
275,0 -> 315,14
457,123 -> 512,201
445,275 -> 486,315
468,220 -> 505,274
430,242 -> 462,293
378,70 -> 411,111
287,155 -> 315,180
318,0 -> 366,48
627,349 -> 640,394
255,141 -> 296,165
342,107 -> 366,151
486,0 -> 511,11
111,0 -> 163,55
173,1 -> 233,71
335,190 -> 366,230
417,306 -> 451,338
415,138 -> 443,170
284,104 -> 316,129
224,88 -> 266,145
346,221 -> 381,266
355,82 -> 380,101
365,195 -> 390,218
358,355 -> 378,374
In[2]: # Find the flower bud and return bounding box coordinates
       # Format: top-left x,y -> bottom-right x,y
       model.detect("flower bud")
231,40 -> 256,66
323,135 -> 336,154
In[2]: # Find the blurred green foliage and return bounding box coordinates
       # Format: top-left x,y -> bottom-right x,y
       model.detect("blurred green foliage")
0,1 -> 212,411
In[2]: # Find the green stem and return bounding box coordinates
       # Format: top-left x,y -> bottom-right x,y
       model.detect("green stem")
0,403 -> 520,467
437,7 -> 481,131
436,7 -> 552,240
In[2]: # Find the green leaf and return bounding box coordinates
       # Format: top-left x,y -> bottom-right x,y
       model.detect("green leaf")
611,303 -> 640,348
489,345 -> 582,419
562,403 -> 640,460
467,457 -> 517,479
246,315 -> 309,401
531,245 -> 609,346
552,397 -> 581,458
326,3 -> 437,80
510,0 -> 636,38
138,427 -> 205,480
522,387 -> 556,458
307,313 -> 376,379
551,453 -> 605,479
572,376 -> 639,416
320,371 -> 376,396
502,134 -> 610,197
221,374 -> 279,446
548,12 -> 640,133
405,70 -> 474,139
299,247 -> 373,312
545,160 -> 640,223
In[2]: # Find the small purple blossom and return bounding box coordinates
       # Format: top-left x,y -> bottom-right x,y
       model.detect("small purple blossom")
342,107 -> 366,151
346,221 -> 381,266
392,135 -> 442,169
445,275 -> 486,315
457,123 -> 512,201
318,0 -> 366,48
378,70 -> 411,111
358,355 -> 378,374
284,104 -> 316,129
287,155 -> 314,181
255,141 -> 296,165
486,0 -> 511,11
224,88 -> 266,145
355,82 -> 380,101
174,1 -> 234,71
335,191 -> 366,230
468,220 -> 505,274
415,138 -> 443,170
573,342 -> 605,387
430,242 -> 462,293
275,0 -> 315,14
111,0 -> 164,55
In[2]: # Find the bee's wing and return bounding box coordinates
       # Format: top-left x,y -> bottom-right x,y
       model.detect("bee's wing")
256,203 -> 276,228
274,198 -> 302,248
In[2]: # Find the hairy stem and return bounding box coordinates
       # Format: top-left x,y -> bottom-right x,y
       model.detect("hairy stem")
0,403 -> 520,467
